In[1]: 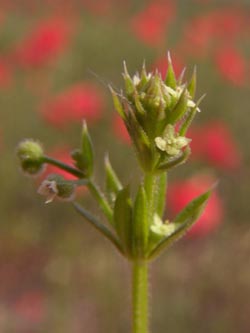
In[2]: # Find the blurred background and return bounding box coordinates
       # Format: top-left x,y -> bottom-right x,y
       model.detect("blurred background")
1,0 -> 250,332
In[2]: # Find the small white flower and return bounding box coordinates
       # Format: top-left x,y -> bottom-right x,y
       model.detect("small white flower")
150,214 -> 178,237
155,124 -> 191,156
38,180 -> 58,204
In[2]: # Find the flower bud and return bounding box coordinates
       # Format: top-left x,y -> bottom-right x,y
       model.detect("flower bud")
17,139 -> 45,176
37,174 -> 76,203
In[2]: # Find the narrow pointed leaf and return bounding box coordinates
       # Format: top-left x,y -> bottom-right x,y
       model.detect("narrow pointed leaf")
169,87 -> 188,124
114,186 -> 133,256
165,52 -> 177,89
179,94 -> 206,136
148,189 -> 212,259
73,202 -> 123,254
132,185 -> 148,258
187,66 -> 197,98
104,154 -> 122,204
75,121 -> 94,177
109,85 -> 126,119
123,61 -> 135,98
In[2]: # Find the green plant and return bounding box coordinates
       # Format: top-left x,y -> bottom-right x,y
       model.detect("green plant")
17,54 -> 212,333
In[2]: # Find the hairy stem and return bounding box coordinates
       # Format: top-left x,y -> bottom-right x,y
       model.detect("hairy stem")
132,261 -> 149,333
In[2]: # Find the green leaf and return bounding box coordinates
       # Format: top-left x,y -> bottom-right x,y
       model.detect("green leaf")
132,185 -> 148,258
148,188 -> 212,259
72,121 -> 94,177
123,61 -> 135,98
179,94 -> 206,136
104,154 -> 122,204
168,87 -> 188,125
165,52 -> 177,89
109,85 -> 126,119
114,186 -> 133,257
187,66 -> 197,99
73,202 -> 123,254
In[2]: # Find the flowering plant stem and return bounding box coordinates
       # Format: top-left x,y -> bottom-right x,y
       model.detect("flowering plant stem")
17,57 -> 213,333
132,260 -> 149,333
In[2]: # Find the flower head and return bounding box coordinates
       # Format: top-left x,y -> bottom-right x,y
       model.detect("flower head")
110,55 -> 199,172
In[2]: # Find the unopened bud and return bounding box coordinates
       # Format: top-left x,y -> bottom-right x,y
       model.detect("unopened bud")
17,139 -> 45,176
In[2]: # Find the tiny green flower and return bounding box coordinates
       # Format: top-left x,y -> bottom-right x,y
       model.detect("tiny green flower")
38,174 -> 76,203
150,214 -> 178,237
155,124 -> 191,156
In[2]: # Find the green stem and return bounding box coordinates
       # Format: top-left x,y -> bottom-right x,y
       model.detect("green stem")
132,261 -> 149,333
87,179 -> 113,223
43,155 -> 84,178
43,156 -> 113,223
144,173 -> 158,224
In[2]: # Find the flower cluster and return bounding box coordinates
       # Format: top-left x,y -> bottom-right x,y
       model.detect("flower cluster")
110,54 -> 201,173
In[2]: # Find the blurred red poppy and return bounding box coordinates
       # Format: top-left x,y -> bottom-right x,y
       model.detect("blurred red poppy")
180,7 -> 246,58
214,45 -> 246,86
15,17 -> 72,68
190,122 -> 241,171
12,290 -> 46,324
168,175 -> 223,237
130,0 -> 176,46
40,83 -> 104,128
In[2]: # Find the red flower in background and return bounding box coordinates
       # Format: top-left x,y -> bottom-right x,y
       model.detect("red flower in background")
130,0 -> 176,46
15,17 -> 72,68
214,45 -> 246,86
190,122 -> 241,171
180,7 -> 246,59
40,83 -> 104,128
112,114 -> 130,144
168,175 -> 223,237
12,290 -> 46,324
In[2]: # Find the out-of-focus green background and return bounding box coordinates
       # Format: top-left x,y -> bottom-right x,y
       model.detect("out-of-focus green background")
1,0 -> 250,332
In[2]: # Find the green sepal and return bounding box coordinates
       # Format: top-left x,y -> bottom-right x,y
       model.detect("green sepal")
156,146 -> 191,171
73,202 -> 123,254
148,188 -> 212,260
168,86 -> 188,125
165,52 -> 177,89
179,94 -> 206,136
104,154 -> 122,204
114,186 -> 133,257
71,121 -> 94,177
123,61 -> 135,98
109,85 -> 126,119
187,66 -> 197,99
125,105 -> 154,172
132,185 -> 148,259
